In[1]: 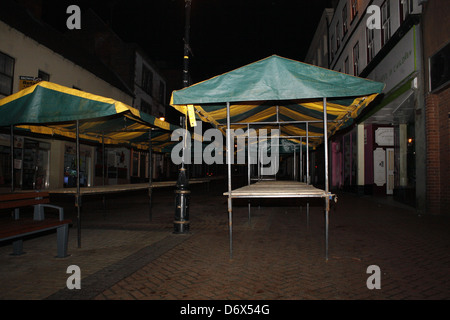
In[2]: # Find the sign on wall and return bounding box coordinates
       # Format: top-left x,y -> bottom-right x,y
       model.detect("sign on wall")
18,76 -> 41,91
375,127 -> 394,146
368,27 -> 416,93
373,147 -> 386,187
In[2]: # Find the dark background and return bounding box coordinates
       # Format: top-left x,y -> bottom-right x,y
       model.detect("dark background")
41,0 -> 333,83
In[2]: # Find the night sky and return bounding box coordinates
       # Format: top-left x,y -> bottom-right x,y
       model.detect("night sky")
41,0 -> 332,83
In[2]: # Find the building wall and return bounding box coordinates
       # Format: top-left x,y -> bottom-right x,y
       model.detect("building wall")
307,1 -> 427,211
0,21 -> 133,105
328,0 -> 422,76
422,0 -> 450,215
134,52 -> 167,118
304,8 -> 334,68
0,20 -> 134,189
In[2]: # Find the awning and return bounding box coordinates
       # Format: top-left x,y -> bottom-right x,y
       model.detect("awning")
0,81 -> 178,151
170,55 -> 385,147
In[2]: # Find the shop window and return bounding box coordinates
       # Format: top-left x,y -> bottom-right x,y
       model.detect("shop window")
343,134 -> 351,186
64,144 -> 90,188
0,145 -> 12,187
22,139 -> 50,190
130,149 -> 149,182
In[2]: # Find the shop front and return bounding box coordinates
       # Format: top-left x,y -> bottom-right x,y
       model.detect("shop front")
0,134 -> 51,191
331,25 -> 422,206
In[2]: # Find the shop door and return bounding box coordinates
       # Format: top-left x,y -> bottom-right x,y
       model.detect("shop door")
22,139 -> 50,190
386,148 -> 395,195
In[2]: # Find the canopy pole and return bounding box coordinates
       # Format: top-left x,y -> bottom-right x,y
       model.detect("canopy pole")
293,147 -> 296,181
306,122 -> 309,185
182,0 -> 191,88
76,120 -> 81,248
323,97 -> 329,261
247,124 -> 251,225
247,123 -> 251,186
227,102 -> 233,259
148,129 -> 153,221
102,132 -> 106,210
173,0 -> 191,234
300,137 -> 303,182
10,125 -> 14,192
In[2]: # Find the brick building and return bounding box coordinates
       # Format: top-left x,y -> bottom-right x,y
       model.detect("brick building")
421,0 -> 450,215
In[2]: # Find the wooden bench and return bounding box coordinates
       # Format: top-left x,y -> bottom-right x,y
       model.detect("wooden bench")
0,192 -> 71,258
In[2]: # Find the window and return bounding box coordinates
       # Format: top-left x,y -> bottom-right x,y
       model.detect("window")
336,22 -> 341,49
344,56 -> 349,74
381,1 -> 391,46
141,65 -> 153,95
353,42 -> 360,76
429,42 -> 450,92
317,48 -> 322,66
140,99 -> 152,114
366,27 -> 375,63
159,81 -> 165,104
342,4 -> 348,36
0,52 -> 14,96
330,34 -> 335,61
399,0 -> 413,23
351,0 -> 358,21
38,70 -> 50,82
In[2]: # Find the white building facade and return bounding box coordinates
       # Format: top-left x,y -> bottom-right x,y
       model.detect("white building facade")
0,2 -> 135,191
306,0 -> 426,212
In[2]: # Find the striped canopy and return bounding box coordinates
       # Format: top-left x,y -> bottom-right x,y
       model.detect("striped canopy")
171,55 -> 385,147
0,81 -> 178,152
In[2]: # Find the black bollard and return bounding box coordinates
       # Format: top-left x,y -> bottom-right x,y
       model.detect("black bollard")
174,167 -> 190,233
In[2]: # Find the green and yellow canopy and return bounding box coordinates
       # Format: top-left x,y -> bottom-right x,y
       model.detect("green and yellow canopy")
171,55 -> 385,148
0,81 -> 178,151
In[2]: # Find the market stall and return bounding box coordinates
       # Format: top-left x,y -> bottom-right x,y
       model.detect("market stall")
0,81 -> 178,246
171,55 -> 385,259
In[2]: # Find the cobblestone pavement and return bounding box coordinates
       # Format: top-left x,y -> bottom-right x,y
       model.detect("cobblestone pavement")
0,179 -> 449,302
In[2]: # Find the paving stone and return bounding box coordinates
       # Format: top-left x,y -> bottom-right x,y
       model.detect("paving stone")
0,181 -> 449,301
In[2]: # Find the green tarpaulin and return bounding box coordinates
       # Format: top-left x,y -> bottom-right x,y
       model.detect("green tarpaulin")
0,81 -> 178,151
171,55 -> 385,147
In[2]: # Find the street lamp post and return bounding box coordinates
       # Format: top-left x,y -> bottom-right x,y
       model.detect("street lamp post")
174,0 -> 192,234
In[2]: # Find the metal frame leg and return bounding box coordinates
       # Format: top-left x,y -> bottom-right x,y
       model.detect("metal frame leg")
325,198 -> 329,261
12,239 -> 24,256
56,224 -> 69,258
248,201 -> 251,226
307,201 -> 310,229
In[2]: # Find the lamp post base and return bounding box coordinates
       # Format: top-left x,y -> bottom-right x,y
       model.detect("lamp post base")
174,167 -> 190,234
